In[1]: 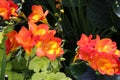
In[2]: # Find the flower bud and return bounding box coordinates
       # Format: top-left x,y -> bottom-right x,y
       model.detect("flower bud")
60,9 -> 64,14
54,13 -> 59,17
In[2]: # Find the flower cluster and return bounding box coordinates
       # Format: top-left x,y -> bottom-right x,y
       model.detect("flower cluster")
2,0 -> 120,79
0,0 -> 18,20
75,34 -> 120,75
5,5 -> 64,60
0,2 -> 70,80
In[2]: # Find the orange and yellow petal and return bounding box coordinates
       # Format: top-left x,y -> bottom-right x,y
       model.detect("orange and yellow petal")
0,0 -> 18,20
36,36 -> 64,60
36,48 -> 45,57
90,52 -> 120,75
28,21 -> 49,36
95,38 -> 117,53
28,5 -> 48,23
77,34 -> 92,46
5,30 -> 19,54
9,0 -> 18,16
15,27 -> 35,55
76,34 -> 120,75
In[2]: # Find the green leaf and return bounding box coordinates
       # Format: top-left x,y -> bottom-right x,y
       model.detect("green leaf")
31,72 -> 48,80
62,0 -> 79,7
50,59 -> 61,72
4,25 -> 14,34
47,73 -> 57,80
29,56 -> 50,72
25,47 -> 36,60
5,71 -> 24,80
6,62 -> 12,71
52,72 -> 71,80
31,72 -> 71,80
11,57 -> 26,71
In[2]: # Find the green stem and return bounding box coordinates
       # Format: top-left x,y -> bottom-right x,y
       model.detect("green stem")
71,60 -> 86,66
24,55 -> 35,80
1,41 -> 6,80
24,56 -> 30,80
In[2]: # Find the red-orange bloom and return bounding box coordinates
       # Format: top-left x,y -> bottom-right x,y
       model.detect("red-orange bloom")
8,0 -> 18,17
5,30 -> 19,55
77,47 -> 95,61
90,53 -> 120,75
0,0 -> 18,20
29,21 -> 49,36
76,34 -> 97,61
75,34 -> 120,75
95,38 -> 116,53
28,5 -> 49,23
0,0 -> 10,20
36,35 -> 64,60
77,34 -> 97,48
28,21 -> 56,40
15,27 -> 36,55
28,21 -> 63,60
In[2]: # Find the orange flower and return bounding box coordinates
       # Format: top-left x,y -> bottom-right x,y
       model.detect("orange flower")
76,34 -> 97,61
77,34 -> 96,48
77,34 -> 92,47
8,0 -> 18,17
95,38 -> 116,53
77,47 -> 96,61
5,30 -> 19,55
28,21 -> 56,40
0,0 -> 18,20
36,35 -> 64,60
75,34 -> 120,75
29,21 -> 49,36
90,53 -> 120,75
28,21 -> 63,59
28,5 -> 49,23
0,0 -> 10,20
15,27 -> 36,55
